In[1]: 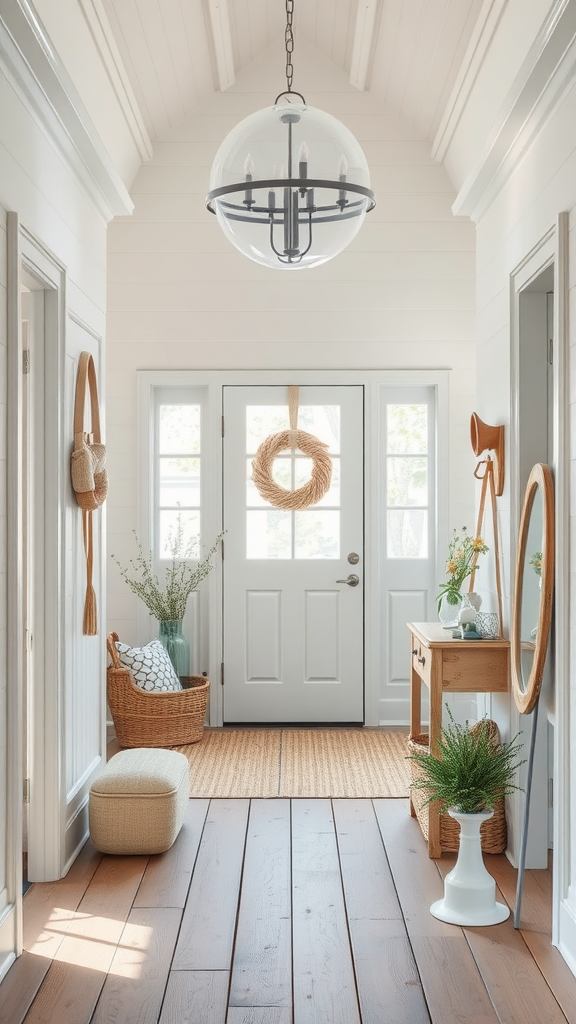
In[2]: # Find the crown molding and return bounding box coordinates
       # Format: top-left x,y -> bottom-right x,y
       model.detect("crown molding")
453,0 -> 576,220
432,0 -> 508,163
78,0 -> 153,162
0,0 -> 133,219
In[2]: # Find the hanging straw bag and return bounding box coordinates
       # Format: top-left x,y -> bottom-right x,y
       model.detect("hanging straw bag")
71,352 -> 108,510
71,352 -> 107,634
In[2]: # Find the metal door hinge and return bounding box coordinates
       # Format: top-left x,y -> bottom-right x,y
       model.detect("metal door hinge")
23,778 -> 30,804
220,662 -> 224,686
23,349 -> 30,374
549,338 -> 553,364
221,415 -> 225,437
549,777 -> 554,806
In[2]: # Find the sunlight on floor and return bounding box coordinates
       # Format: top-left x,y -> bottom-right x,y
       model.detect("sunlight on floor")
26,909 -> 152,978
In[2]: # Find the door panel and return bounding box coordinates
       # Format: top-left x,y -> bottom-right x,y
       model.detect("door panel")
223,385 -> 364,723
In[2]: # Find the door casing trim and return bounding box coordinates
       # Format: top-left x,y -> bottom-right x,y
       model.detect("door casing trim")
137,368 -> 450,727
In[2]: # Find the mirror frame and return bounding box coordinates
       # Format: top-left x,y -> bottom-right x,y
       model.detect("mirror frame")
511,462 -> 555,714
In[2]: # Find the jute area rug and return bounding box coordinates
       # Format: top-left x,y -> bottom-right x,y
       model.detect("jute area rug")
176,728 -> 410,799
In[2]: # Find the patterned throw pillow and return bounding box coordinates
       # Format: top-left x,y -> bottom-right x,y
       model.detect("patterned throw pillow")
115,639 -> 182,692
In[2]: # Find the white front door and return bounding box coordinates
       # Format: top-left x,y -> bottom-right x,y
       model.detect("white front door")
223,385 -> 364,723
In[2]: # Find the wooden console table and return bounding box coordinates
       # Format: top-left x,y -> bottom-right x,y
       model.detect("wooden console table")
407,621 -> 510,857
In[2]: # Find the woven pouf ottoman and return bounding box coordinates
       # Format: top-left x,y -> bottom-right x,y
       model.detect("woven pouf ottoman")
89,748 -> 189,855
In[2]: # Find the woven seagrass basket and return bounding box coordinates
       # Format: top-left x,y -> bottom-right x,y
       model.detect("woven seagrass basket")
407,719 -> 507,855
106,632 -> 210,748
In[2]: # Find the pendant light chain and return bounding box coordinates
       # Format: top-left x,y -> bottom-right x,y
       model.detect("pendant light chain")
285,0 -> 294,92
205,0 -> 375,269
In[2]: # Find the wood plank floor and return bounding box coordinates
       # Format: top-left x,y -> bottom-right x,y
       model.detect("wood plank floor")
1,798 -> 575,1024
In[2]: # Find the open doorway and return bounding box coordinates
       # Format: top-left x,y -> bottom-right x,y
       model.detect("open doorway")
514,260 -> 555,870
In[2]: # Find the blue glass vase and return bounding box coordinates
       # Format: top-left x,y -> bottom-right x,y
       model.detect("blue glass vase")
158,619 -> 190,678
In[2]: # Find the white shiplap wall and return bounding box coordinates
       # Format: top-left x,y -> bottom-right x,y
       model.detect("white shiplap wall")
106,42 -> 478,704
441,0 -> 576,971
0,210 -> 7,915
0,0 -> 134,934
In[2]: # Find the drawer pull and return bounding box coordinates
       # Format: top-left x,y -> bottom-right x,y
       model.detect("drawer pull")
418,655 -> 426,666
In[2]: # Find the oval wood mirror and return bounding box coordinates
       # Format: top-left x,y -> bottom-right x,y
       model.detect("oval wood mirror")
511,463 -> 555,714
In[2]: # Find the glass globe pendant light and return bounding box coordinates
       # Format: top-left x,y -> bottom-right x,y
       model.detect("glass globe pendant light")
205,0 -> 375,270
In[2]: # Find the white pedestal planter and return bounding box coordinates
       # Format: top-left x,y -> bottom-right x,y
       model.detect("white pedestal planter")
430,809 -> 509,926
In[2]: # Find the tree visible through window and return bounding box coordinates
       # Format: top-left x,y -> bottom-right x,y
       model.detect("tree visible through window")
157,403 -> 201,558
386,404 -> 428,558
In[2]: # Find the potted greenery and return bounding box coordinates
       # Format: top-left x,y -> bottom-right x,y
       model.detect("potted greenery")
112,521 -> 224,677
408,709 -> 524,925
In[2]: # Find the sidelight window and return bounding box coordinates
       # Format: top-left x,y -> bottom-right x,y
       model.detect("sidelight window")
154,388 -> 203,559
386,403 -> 429,559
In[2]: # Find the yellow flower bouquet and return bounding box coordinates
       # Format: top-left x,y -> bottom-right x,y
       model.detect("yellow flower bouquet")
437,527 -> 488,612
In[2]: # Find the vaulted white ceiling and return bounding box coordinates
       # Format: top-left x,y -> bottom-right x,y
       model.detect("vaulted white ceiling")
102,0 -> 484,145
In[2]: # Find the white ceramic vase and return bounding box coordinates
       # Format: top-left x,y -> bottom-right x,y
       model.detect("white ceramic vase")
430,808 -> 509,926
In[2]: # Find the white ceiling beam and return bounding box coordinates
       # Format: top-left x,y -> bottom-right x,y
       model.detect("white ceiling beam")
350,0 -> 380,92
208,0 -> 235,92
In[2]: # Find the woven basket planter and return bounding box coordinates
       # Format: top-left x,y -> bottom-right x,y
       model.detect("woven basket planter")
407,728 -> 507,855
106,632 -> 210,748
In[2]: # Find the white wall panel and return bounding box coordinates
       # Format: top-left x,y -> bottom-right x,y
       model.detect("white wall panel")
0,10 -> 121,909
106,248 -> 475,283
305,591 -> 339,682
449,8 -> 576,967
246,591 -> 282,681
107,279 -> 475,313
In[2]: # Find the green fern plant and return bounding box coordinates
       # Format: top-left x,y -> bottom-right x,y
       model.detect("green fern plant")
407,708 -> 525,814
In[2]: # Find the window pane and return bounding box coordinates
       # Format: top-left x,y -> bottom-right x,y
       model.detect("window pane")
387,404 -> 427,454
159,405 -> 201,454
159,509 -> 200,559
247,510 -> 291,558
387,458 -> 427,507
295,511 -> 340,559
246,406 -> 290,454
296,406 -> 340,453
387,510 -> 428,558
246,405 -> 340,454
160,457 -> 200,508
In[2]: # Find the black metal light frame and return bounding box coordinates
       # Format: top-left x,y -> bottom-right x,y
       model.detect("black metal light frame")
205,91 -> 376,265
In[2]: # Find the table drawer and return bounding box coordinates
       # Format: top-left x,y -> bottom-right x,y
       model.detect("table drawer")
411,642 -> 431,686
441,647 -> 509,692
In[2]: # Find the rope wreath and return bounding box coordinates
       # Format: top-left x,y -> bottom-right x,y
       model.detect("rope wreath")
251,386 -> 333,510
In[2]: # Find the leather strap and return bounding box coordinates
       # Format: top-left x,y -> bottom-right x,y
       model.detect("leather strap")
469,456 -> 503,634
82,508 -> 97,635
288,384 -> 299,451
73,351 -> 102,451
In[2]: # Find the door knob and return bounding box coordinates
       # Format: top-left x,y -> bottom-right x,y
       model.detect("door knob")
336,573 -> 360,587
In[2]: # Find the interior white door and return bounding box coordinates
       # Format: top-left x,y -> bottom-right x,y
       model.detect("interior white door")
223,385 -> 364,723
